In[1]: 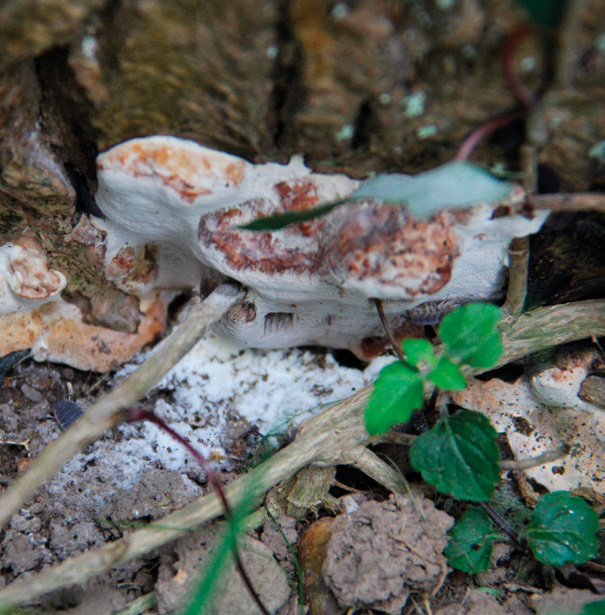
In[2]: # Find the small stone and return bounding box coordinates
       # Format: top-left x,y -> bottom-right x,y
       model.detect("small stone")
298,518 -> 341,615
323,493 -> 453,613
20,384 -> 44,403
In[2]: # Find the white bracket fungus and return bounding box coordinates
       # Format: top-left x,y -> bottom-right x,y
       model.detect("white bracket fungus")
0,135 -> 550,368
0,234 -> 66,314
94,135 -> 548,356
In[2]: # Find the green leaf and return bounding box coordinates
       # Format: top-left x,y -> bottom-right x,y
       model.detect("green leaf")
524,491 -> 599,566
349,162 -> 513,219
438,303 -> 503,368
239,200 -> 344,231
409,409 -> 501,501
538,598 -> 605,615
515,0 -> 567,28
364,361 -> 424,435
401,338 -> 437,370
445,508 -> 504,573
428,357 -> 467,390
241,161 -> 513,230
583,601 -> 605,615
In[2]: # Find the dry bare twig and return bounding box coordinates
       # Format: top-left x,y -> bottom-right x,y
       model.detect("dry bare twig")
0,299 -> 603,609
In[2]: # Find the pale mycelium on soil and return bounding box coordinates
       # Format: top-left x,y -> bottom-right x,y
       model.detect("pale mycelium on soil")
45,339 -> 393,521
451,349 -> 605,504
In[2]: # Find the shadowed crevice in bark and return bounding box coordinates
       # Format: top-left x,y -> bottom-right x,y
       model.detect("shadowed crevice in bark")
270,0 -> 305,154
35,46 -> 100,213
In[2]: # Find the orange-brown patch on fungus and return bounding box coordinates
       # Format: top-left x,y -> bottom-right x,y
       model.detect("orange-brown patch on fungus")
99,140 -> 246,203
108,246 -> 135,278
275,178 -> 320,211
328,205 -> 459,296
106,244 -> 158,293
200,198 -> 323,276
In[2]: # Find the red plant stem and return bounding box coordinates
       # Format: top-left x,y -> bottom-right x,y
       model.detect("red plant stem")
501,25 -> 536,109
455,25 -> 536,162
454,109 -> 524,161
126,407 -> 271,615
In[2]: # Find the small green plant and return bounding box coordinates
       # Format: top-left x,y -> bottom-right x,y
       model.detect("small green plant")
364,302 -> 503,436
364,302 -> 599,573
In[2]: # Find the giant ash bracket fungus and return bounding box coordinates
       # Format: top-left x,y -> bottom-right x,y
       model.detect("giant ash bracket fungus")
94,136 -> 548,358
0,135 -> 549,369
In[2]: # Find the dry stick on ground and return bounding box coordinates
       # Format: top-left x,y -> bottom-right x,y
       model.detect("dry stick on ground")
528,192 -> 605,214
500,446 -> 568,471
0,283 -> 245,529
501,236 -> 530,319
374,299 -> 406,361
0,298 -> 603,609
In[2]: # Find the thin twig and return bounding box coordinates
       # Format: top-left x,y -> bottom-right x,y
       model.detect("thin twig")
374,299 -> 405,361
0,283 -> 244,529
115,591 -> 156,615
553,0 -> 585,90
527,192 -> 605,214
500,446 -> 568,471
351,448 -> 407,494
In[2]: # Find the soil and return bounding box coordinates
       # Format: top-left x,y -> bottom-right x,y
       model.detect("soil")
0,345 -> 602,615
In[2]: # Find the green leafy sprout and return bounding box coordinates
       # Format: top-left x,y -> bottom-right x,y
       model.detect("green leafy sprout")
363,302 -> 599,573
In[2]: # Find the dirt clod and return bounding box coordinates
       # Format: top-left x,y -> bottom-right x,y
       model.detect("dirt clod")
155,528 -> 291,615
323,492 -> 454,614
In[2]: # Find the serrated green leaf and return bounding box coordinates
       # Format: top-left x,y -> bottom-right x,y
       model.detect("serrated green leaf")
525,491 -> 599,566
401,338 -> 437,370
428,357 -> 467,390
445,508 -> 504,573
349,162 -> 513,219
364,361 -> 424,435
439,303 -> 503,368
409,409 -> 501,501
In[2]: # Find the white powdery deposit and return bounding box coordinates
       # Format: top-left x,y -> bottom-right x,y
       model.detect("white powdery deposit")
129,332 -> 381,472
54,334 -> 392,501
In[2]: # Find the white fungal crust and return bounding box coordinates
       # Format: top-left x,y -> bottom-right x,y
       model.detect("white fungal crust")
94,136 -> 548,355
0,234 -> 66,313
450,350 -> 604,505
0,138 -> 549,368
0,233 -> 167,371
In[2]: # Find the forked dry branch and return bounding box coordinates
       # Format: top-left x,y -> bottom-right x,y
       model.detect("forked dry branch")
0,298 -> 603,609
